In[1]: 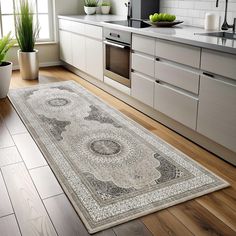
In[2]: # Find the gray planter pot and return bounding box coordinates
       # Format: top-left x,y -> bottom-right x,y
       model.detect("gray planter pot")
18,49 -> 39,80
0,62 -> 13,99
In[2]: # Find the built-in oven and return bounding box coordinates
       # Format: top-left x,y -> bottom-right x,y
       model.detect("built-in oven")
103,28 -> 131,88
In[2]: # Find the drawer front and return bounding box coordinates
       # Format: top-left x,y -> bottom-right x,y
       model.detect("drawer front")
131,72 -> 154,107
154,83 -> 198,129
197,75 -> 236,152
132,53 -> 155,77
155,61 -> 199,94
59,19 -> 85,34
156,39 -> 201,68
84,24 -> 103,40
132,34 -> 155,55
201,49 -> 236,80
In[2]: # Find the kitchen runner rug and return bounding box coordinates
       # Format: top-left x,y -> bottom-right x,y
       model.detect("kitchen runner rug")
8,81 -> 229,233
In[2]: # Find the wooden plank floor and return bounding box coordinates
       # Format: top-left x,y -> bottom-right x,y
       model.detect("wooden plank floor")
0,66 -> 235,236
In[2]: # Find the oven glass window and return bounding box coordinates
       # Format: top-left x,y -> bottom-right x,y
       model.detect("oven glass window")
106,44 -> 130,79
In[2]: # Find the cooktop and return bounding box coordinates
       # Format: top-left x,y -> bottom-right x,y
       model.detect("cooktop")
106,19 -> 151,28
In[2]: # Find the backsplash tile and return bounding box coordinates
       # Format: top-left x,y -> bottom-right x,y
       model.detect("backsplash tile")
160,0 -> 236,28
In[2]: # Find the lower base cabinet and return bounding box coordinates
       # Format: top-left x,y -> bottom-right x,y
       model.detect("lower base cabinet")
71,34 -> 86,72
131,72 -> 155,107
59,31 -> 72,65
197,75 -> 236,153
154,83 -> 198,130
85,38 -> 103,81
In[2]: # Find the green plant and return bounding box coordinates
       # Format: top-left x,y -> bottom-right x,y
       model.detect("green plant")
84,0 -> 98,7
100,1 -> 111,6
15,0 -> 40,52
0,32 -> 15,66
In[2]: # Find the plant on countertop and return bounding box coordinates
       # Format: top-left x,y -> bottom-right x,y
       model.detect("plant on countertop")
100,1 -> 111,6
15,0 -> 40,52
0,32 -> 15,66
84,0 -> 98,7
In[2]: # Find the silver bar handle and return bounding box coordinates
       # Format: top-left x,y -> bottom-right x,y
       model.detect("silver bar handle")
104,40 -> 126,49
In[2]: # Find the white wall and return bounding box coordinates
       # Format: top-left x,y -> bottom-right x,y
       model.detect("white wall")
160,0 -> 236,27
109,0 -> 127,15
8,0 -> 84,69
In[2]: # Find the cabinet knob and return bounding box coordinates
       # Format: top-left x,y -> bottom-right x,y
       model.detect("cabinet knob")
155,80 -> 160,83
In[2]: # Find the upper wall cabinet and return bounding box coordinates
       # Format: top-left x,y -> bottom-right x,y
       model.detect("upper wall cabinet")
155,39 -> 201,68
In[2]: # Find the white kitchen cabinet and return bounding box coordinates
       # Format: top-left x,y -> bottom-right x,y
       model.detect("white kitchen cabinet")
201,49 -> 236,80
84,24 -> 103,40
71,34 -> 86,72
132,34 -> 155,55
155,61 -> 200,94
85,38 -> 103,81
156,39 -> 201,68
197,75 -> 236,153
59,30 -> 72,65
131,72 -> 155,107
154,83 -> 198,130
59,19 -> 103,81
132,53 -> 155,77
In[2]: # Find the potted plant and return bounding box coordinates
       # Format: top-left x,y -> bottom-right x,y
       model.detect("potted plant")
0,32 -> 15,99
15,0 -> 40,80
100,1 -> 111,14
84,0 -> 98,15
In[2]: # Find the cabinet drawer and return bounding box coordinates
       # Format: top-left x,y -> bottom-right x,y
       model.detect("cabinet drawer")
132,34 -> 155,55
201,49 -> 236,80
154,83 -> 198,129
131,72 -> 154,107
197,75 -> 236,152
84,24 -> 103,40
59,19 -> 85,34
156,39 -> 201,68
132,53 -> 155,77
155,61 -> 199,94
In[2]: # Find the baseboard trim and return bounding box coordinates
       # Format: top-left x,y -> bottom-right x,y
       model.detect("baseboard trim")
13,61 -> 62,71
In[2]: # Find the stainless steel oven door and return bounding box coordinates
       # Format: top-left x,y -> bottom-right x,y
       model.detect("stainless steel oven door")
104,40 -> 131,88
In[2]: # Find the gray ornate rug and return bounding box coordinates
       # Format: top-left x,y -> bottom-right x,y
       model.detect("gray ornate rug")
8,81 -> 229,233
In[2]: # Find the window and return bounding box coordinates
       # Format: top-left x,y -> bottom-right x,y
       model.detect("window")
0,0 -> 54,42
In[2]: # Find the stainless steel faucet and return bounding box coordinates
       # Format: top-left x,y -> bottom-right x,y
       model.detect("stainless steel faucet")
216,0 -> 235,31
125,1 -> 132,20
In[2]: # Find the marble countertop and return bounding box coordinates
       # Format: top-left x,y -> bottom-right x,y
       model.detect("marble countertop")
58,15 -> 236,55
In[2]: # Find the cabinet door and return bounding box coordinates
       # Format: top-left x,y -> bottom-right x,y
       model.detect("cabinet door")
132,53 -> 155,77
197,75 -> 236,152
59,30 -> 72,65
131,72 -> 154,107
154,83 -> 198,130
72,34 -> 86,72
85,38 -> 103,81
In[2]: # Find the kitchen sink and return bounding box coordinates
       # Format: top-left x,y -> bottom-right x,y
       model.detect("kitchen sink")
195,31 -> 236,40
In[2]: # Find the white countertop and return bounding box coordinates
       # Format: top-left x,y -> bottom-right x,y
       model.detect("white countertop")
58,15 -> 236,55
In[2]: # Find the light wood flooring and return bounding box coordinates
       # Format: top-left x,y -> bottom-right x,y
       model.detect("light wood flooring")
0,66 -> 235,236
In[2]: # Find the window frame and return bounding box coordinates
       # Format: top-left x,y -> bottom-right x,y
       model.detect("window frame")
0,0 -> 55,43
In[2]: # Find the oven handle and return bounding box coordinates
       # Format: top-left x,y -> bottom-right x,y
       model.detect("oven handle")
104,40 -> 129,49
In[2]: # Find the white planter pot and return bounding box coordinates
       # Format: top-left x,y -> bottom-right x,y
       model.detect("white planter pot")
84,6 -> 96,15
101,6 -> 110,14
0,62 -> 12,99
18,49 -> 39,80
